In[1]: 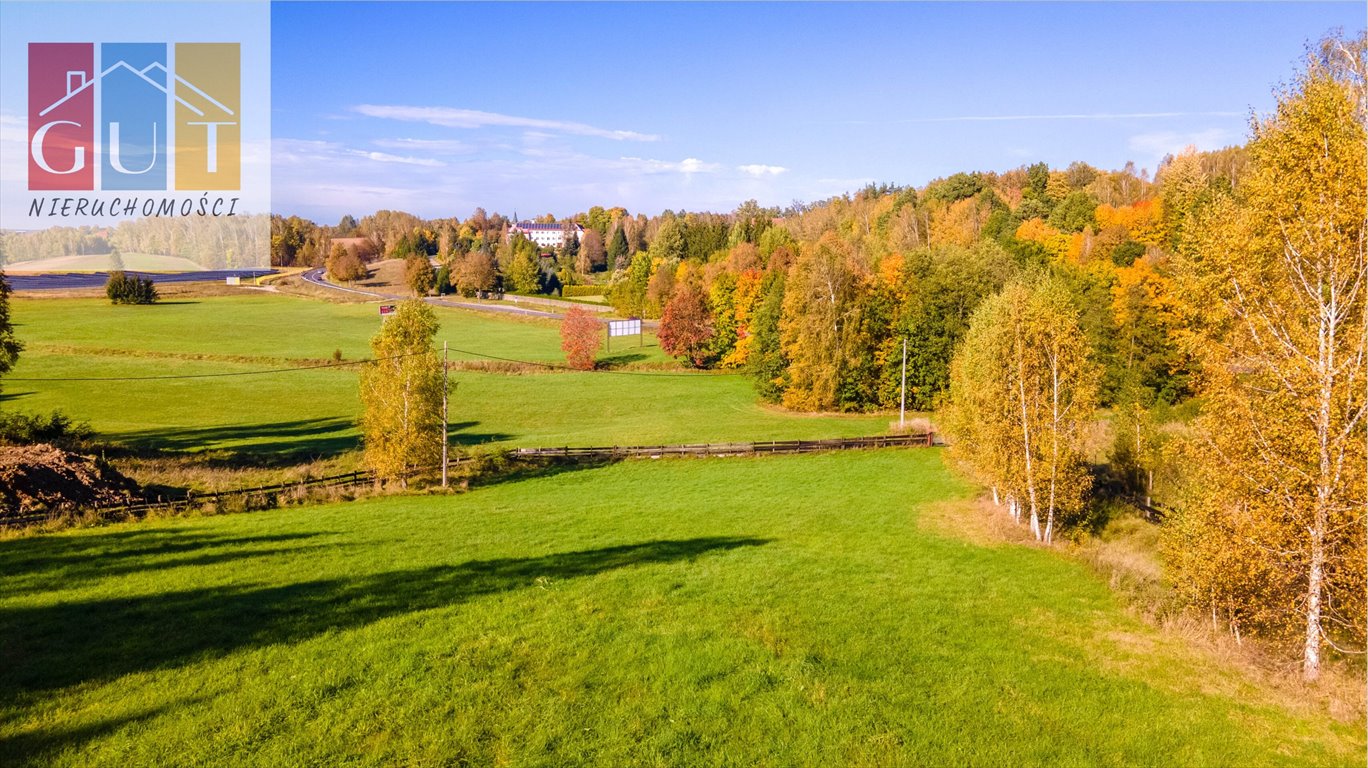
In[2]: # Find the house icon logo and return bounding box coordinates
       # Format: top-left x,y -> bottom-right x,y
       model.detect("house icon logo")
28,42 -> 240,192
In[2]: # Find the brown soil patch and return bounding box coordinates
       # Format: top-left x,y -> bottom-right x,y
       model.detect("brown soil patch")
0,444 -> 139,519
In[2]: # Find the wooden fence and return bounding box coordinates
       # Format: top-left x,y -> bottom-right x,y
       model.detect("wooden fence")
2,432 -> 935,528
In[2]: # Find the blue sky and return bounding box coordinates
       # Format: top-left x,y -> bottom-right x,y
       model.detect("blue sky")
271,1 -> 1364,223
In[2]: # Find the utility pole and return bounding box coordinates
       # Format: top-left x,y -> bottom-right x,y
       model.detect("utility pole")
441,340 -> 449,488
899,337 -> 907,430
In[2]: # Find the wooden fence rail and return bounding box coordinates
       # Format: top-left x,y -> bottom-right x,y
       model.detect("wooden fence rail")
2,432 -> 935,528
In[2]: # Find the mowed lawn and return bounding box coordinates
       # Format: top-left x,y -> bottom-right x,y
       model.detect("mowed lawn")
8,295 -> 886,456
1,452 -> 1360,767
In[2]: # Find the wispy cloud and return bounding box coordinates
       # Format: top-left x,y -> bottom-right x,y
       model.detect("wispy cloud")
275,138 -> 444,167
372,138 -> 473,154
1128,128 -> 1236,158
349,150 -> 444,167
847,111 -> 1244,125
738,164 -> 787,177
353,104 -> 660,142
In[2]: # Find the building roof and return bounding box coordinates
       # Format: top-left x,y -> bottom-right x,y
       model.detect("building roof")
512,222 -> 582,231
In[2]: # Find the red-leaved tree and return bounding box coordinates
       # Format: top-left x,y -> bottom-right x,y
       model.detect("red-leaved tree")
659,284 -> 715,367
560,306 -> 602,370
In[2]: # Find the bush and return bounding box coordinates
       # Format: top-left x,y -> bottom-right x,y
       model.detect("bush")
105,271 -> 158,304
561,285 -> 606,298
0,410 -> 92,446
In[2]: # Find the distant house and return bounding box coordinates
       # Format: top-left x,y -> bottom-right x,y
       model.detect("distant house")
508,221 -> 583,250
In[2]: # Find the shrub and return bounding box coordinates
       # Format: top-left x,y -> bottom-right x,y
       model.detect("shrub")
0,410 -> 92,446
105,271 -> 158,305
561,285 -> 606,298
559,306 -> 602,370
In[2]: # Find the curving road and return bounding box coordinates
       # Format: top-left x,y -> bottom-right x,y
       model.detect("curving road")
299,268 -> 663,328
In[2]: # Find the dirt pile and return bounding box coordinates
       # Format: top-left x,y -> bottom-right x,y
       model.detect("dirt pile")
0,443 -> 139,519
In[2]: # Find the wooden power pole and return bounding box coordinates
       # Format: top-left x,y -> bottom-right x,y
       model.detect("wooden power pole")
899,337 -> 907,430
441,340 -> 449,488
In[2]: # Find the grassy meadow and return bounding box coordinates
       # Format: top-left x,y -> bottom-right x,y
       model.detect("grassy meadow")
2,450 -> 1360,767
8,293 -> 887,460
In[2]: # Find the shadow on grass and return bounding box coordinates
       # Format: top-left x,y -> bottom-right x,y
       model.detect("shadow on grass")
468,455 -> 623,490
103,418 -> 513,464
446,420 -> 515,447
110,417 -> 359,461
0,536 -> 770,698
597,351 -> 648,369
0,530 -> 332,579
0,698 -> 206,764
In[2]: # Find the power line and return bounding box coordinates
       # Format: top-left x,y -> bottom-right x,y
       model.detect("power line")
6,347 -> 744,382
5,351 -> 427,382
446,347 -> 744,378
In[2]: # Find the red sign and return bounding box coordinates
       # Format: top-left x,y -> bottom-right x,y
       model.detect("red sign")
379,304 -> 396,316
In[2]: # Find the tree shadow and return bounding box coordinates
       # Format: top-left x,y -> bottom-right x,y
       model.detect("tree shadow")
446,420 -> 514,447
104,418 -> 513,462
0,697 -> 205,765
0,536 -> 770,698
467,455 -> 623,490
106,418 -> 359,463
0,531 -> 332,584
597,352 -> 648,369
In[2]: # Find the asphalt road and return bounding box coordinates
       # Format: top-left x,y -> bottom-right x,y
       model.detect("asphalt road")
300,268 -> 584,321
9,270 -> 274,290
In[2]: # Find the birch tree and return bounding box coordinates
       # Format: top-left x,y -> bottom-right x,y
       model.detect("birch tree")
947,279 -> 1099,542
359,300 -> 445,487
1169,38 -> 1367,681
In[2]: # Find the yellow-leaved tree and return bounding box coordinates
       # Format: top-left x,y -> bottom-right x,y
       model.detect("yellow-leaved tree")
359,300 -> 445,487
946,278 -> 1100,543
1167,36 -> 1367,681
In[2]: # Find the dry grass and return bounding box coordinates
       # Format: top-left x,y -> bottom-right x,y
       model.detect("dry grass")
110,451 -> 363,494
270,275 -> 374,303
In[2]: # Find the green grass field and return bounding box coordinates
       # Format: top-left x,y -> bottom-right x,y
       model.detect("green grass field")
1,451 -> 1359,766
8,294 -> 887,458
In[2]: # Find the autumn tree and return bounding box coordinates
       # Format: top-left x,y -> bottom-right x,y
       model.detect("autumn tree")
559,306 -> 602,370
945,279 -> 1099,543
506,237 -> 543,294
405,254 -> 435,296
659,283 -> 715,368
778,235 -> 867,411
359,300 -> 445,487
454,250 -> 499,296
326,243 -> 367,283
578,229 -> 605,274
1166,38 -> 1367,681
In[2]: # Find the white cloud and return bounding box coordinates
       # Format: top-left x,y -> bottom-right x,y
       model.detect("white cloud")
1128,128 -> 1235,159
348,150 -> 444,167
738,164 -> 787,177
618,156 -> 721,175
372,138 -> 472,154
352,104 -> 660,142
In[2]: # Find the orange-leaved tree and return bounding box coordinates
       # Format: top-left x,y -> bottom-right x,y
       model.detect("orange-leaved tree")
559,306 -> 602,371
